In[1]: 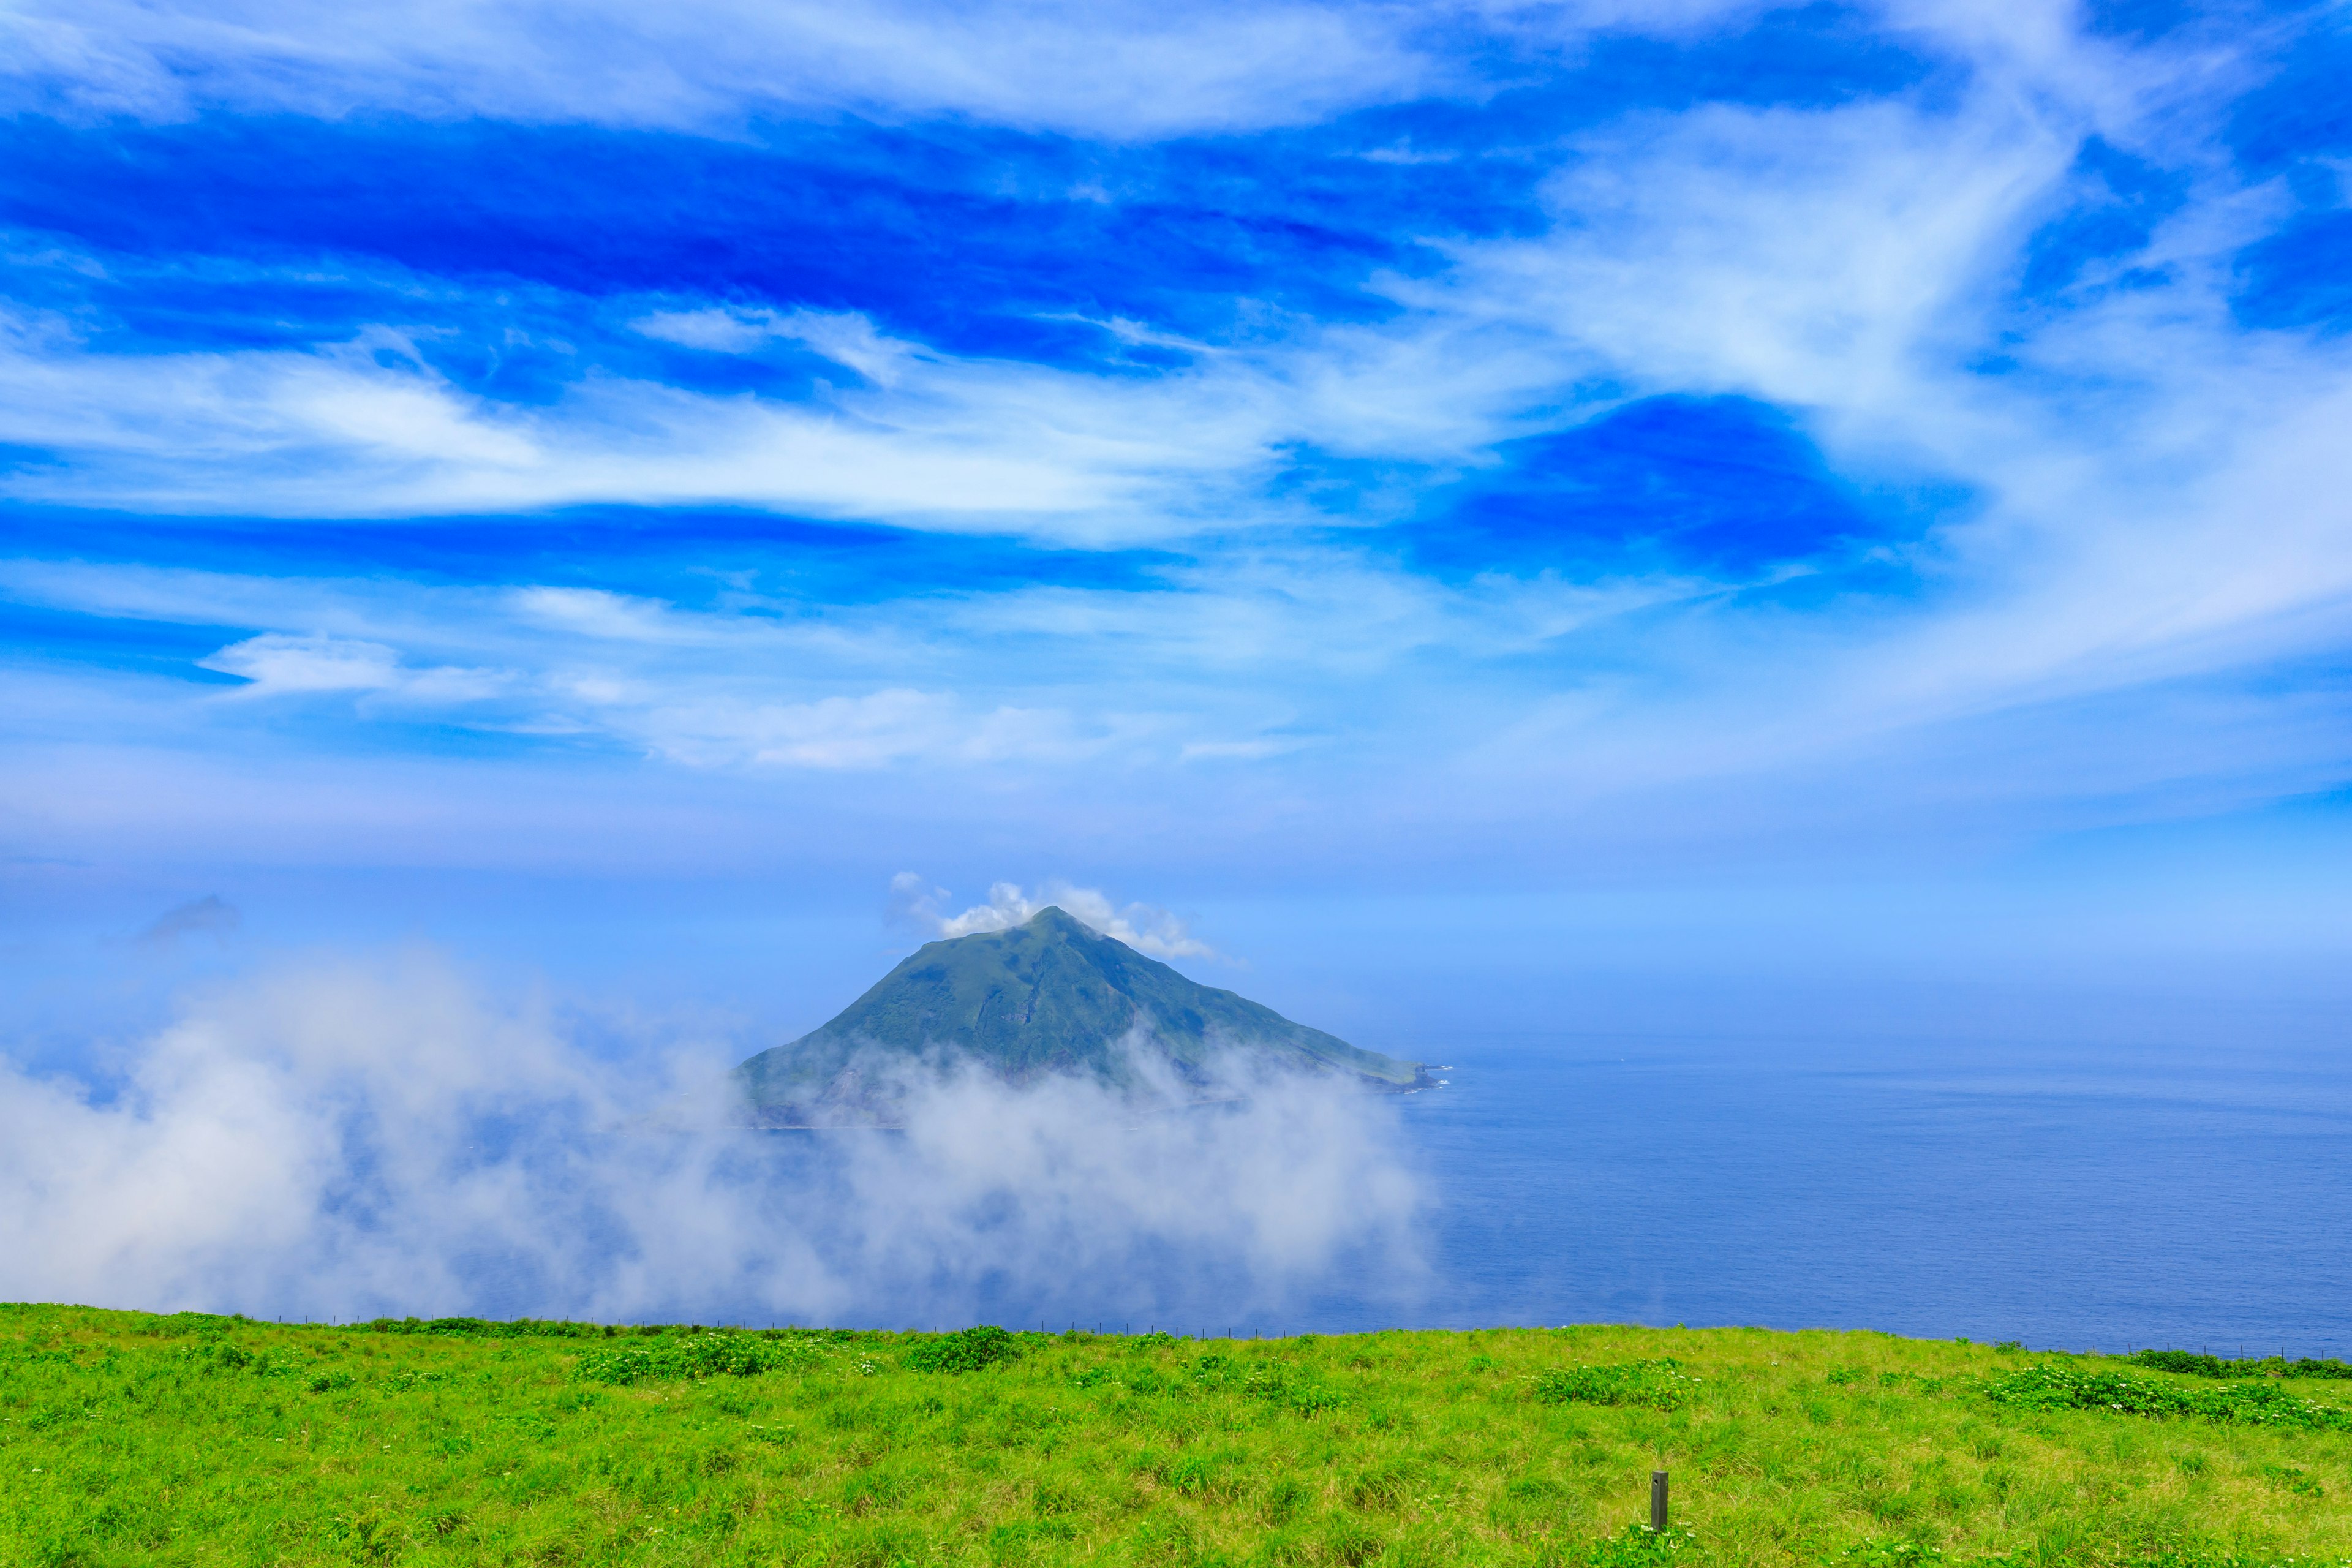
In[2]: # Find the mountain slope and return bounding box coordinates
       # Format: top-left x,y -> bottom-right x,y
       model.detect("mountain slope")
734,907 -> 1428,1126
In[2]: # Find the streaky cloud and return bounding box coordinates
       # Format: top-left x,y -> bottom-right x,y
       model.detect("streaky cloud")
0,0 -> 2349,889
2,0 -> 1459,137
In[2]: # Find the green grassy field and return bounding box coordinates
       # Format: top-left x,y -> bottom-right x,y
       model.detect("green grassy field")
5,1304 -> 2350,1568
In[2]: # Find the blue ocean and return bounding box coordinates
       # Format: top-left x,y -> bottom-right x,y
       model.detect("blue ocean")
1303,1034 -> 2352,1354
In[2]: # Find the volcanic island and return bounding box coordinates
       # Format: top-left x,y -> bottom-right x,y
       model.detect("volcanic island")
731,905 -> 1433,1127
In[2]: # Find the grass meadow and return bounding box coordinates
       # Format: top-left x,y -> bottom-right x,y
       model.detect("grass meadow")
4,1304 -> 2350,1568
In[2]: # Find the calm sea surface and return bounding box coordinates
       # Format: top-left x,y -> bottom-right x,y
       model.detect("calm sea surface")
1321,1035 -> 2352,1352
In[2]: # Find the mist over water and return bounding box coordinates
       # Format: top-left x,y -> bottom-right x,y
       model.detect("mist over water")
2,950 -> 2346,1354
0,952 -> 1425,1329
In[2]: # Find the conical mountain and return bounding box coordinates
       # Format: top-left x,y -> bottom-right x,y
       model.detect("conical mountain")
733,907 -> 1430,1126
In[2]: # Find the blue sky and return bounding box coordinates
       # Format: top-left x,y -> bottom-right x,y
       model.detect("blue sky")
3,0 -> 2351,1038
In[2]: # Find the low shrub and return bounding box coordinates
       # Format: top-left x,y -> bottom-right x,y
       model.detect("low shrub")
903,1325 -> 1020,1373
572,1333 -> 823,1385
364,1315 -> 608,1339
2131,1350 -> 2352,1382
1223,1358 -> 1344,1414
1534,1359 -> 1702,1412
1983,1365 -> 2352,1432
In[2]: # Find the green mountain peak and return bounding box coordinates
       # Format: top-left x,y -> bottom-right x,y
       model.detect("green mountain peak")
733,907 -> 1429,1126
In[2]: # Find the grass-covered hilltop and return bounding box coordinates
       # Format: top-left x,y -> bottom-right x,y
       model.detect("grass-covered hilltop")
733,907 -> 1430,1126
6,1305 -> 2351,1567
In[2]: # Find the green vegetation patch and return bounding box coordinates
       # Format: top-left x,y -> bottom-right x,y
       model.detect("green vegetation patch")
902,1325 -> 1020,1373
2131,1352 -> 2352,1384
1986,1364 -> 2352,1433
1585,1522 -> 1705,1564
1534,1358 -> 1703,1411
573,1332 -> 837,1386
362,1316 -> 609,1340
5,1305 -> 2352,1567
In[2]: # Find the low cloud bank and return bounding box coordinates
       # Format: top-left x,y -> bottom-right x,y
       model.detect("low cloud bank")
892,873 -> 1216,960
0,951 -> 1421,1327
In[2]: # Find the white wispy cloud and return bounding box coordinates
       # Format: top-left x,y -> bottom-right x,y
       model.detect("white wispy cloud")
899,875 -> 1219,960
0,549 -> 1684,776
0,300 -> 1328,538
0,0 -> 1765,138
198,632 -> 510,704
0,3 -> 2348,867
631,306 -> 914,383
0,342 -> 1046,527
615,690 -> 1149,771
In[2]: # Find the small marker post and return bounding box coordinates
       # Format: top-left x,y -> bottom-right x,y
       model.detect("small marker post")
1651,1470 -> 1669,1532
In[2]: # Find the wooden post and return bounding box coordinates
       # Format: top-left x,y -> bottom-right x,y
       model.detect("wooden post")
1651,1471 -> 1669,1532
